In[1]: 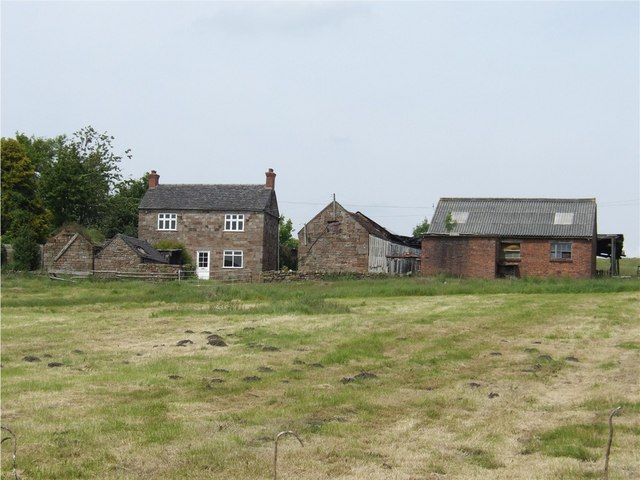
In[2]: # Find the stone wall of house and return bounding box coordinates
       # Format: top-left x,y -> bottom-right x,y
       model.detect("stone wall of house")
422,236 -> 595,279
297,203 -> 369,273
43,231 -> 95,273
262,213 -> 279,271
138,210 -> 275,281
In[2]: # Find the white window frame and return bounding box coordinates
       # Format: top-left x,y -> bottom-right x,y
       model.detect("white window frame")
197,251 -> 210,269
224,214 -> 245,232
157,213 -> 177,231
223,250 -> 243,269
550,241 -> 572,260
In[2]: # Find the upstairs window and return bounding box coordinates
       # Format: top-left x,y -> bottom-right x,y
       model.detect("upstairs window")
158,213 -> 177,231
223,250 -> 243,268
225,214 -> 245,232
551,241 -> 572,260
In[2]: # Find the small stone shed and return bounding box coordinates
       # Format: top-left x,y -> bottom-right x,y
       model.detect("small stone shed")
43,225 -> 98,275
94,234 -> 181,278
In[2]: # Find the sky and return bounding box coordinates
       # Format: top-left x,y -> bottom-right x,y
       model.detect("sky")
2,1 -> 639,256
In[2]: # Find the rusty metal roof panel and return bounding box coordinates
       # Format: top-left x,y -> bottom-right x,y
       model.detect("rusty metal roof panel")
428,198 -> 596,238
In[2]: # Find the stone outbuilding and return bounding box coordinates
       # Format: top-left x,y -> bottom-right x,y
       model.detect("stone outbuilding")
298,199 -> 421,274
94,234 -> 181,278
422,198 -> 599,279
43,225 -> 98,275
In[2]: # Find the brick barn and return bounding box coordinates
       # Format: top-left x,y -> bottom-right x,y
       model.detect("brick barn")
298,199 -> 421,274
138,169 -> 279,281
422,198 -> 598,279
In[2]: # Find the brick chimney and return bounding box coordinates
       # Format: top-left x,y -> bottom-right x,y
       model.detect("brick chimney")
265,168 -> 276,189
148,170 -> 159,189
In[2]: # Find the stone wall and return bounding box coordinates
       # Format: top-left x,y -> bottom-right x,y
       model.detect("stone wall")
262,270 -> 390,282
297,203 -> 369,273
43,230 -> 95,273
94,236 -> 143,271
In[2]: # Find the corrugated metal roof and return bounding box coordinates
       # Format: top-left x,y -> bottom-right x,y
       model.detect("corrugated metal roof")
139,184 -> 278,216
428,198 -> 596,238
351,211 -> 416,247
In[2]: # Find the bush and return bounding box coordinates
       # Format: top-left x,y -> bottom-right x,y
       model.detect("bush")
10,212 -> 41,271
153,240 -> 192,267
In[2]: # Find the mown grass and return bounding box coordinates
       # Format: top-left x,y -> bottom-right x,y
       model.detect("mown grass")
1,273 -> 639,479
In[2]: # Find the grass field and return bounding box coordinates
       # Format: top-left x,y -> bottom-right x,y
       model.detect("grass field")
1,273 -> 639,479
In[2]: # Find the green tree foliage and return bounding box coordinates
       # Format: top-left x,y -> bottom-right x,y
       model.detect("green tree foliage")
39,126 -> 129,229
15,133 -> 57,172
279,216 -> 299,270
10,210 -> 41,270
153,240 -> 193,267
445,211 -> 457,232
1,138 -> 50,242
412,217 -> 430,237
101,174 -> 148,238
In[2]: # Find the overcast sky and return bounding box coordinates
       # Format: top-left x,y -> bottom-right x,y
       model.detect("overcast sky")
2,1 -> 638,256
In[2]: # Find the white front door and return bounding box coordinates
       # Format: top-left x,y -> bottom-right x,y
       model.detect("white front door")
196,251 -> 210,280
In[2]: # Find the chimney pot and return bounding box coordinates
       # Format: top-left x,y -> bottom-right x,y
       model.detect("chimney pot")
265,168 -> 276,189
148,170 -> 160,189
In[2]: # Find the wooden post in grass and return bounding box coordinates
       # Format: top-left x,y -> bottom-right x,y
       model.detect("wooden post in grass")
1,425 -> 19,480
274,431 -> 303,480
604,406 -> 622,480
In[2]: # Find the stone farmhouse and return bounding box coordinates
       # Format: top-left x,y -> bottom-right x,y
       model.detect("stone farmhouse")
298,199 -> 421,275
137,169 -> 279,281
421,198 -> 599,279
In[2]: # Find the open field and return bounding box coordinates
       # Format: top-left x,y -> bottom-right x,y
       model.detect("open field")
1,274 -> 639,479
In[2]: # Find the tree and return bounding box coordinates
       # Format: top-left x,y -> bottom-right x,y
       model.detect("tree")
1,138 -> 50,242
39,126 -> 129,230
101,174 -> 148,238
15,133 -> 57,173
412,217 -> 430,237
10,210 -> 41,271
279,216 -> 299,270
445,211 -> 457,232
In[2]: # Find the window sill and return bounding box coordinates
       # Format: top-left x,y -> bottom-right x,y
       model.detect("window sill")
550,258 -> 573,263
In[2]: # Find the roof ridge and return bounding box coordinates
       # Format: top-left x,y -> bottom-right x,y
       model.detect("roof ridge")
440,197 -> 596,202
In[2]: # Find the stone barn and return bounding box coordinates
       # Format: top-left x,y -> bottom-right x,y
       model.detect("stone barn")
298,199 -> 421,274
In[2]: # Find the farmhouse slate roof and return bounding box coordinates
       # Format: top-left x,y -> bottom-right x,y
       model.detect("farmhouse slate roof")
139,184 -> 279,216
428,198 -> 597,238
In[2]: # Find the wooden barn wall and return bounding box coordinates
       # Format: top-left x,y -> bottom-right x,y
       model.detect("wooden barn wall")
368,235 -> 421,274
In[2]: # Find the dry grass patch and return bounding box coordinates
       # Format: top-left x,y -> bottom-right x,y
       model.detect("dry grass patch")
1,277 -> 639,479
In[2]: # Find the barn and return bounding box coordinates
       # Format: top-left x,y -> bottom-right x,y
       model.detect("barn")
422,198 -> 599,279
